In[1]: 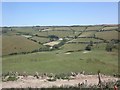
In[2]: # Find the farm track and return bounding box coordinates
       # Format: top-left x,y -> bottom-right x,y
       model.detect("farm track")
2,75 -> 118,88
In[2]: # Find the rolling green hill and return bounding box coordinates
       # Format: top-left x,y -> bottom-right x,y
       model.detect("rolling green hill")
2,24 -> 119,75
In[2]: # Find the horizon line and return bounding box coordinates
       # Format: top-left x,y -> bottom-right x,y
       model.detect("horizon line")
1,23 -> 118,27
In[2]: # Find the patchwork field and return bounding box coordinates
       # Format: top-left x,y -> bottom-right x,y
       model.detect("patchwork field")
2,25 -> 119,76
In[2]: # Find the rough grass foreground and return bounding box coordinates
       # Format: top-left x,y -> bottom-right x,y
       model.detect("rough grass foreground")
2,71 -> 120,89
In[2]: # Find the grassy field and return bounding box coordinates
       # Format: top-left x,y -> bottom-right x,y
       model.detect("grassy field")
102,26 -> 118,30
35,31 -> 48,36
2,49 -> 118,75
2,25 -> 119,75
36,29 -> 81,38
31,36 -> 50,43
61,43 -> 87,51
70,26 -> 86,31
47,30 -> 74,38
54,27 -> 71,31
79,31 -> 96,37
69,38 -> 103,42
95,31 -> 118,40
86,26 -> 103,31
13,27 -> 39,34
2,35 -> 45,55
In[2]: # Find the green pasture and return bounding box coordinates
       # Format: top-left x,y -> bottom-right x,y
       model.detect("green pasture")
86,26 -> 103,31
70,26 -> 86,31
61,43 -> 87,52
70,38 -> 103,42
95,31 -> 118,40
31,36 -> 50,43
36,29 -> 81,38
54,27 -> 71,31
2,49 -> 118,75
36,31 -> 48,36
2,25 -> 119,75
13,27 -> 39,34
48,31 -> 74,38
103,26 -> 118,30
2,35 -> 45,55
79,31 -> 96,37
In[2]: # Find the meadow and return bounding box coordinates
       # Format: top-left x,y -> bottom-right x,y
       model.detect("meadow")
95,31 -> 118,40
2,49 -> 118,75
2,35 -> 46,55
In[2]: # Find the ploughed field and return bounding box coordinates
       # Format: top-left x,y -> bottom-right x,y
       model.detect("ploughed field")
2,25 -> 119,75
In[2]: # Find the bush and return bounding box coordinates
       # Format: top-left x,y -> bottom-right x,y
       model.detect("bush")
7,76 -> 18,81
55,73 -> 70,80
47,78 -> 56,82
116,80 -> 120,87
85,45 -> 91,51
48,35 -> 59,41
89,41 -> 93,46
105,41 -> 116,52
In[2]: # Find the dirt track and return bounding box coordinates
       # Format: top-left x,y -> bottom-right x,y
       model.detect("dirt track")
2,74 -> 118,88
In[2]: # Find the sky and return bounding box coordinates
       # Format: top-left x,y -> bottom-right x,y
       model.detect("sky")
2,2 -> 118,26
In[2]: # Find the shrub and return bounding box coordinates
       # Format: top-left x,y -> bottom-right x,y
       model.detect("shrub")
89,41 -> 93,46
55,73 -> 70,80
47,78 -> 56,82
116,80 -> 120,87
85,45 -> 91,51
7,76 -> 18,81
106,41 -> 115,52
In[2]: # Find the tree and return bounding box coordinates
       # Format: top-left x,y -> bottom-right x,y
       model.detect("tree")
106,41 -> 114,52
48,35 -> 59,41
74,36 -> 77,39
53,44 -> 59,49
89,41 -> 93,46
85,45 -> 91,51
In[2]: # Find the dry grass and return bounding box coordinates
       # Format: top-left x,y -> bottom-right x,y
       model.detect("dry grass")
86,26 -> 103,31
31,36 -> 50,43
2,35 -> 43,55
103,26 -> 118,30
